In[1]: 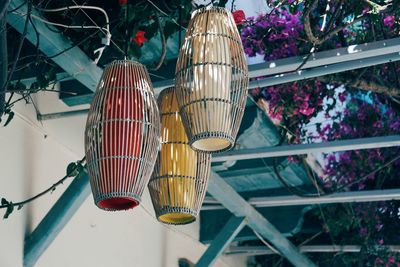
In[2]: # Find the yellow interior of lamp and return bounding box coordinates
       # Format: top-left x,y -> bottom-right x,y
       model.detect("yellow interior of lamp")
159,213 -> 196,224
152,89 -> 200,225
192,137 -> 231,152
157,177 -> 196,207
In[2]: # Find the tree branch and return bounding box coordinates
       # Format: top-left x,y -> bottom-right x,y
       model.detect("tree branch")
362,0 -> 391,12
303,0 -> 319,45
303,0 -> 372,46
318,76 -> 399,96
150,12 -> 166,71
0,157 -> 86,219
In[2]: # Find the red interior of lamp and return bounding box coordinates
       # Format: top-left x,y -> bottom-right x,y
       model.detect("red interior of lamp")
98,197 -> 139,210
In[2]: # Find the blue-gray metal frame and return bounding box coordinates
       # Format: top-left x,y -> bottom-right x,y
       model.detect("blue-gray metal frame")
24,171 -> 90,267
207,171 -> 317,267
7,0 -> 102,92
196,216 -> 247,267
213,135 -> 400,162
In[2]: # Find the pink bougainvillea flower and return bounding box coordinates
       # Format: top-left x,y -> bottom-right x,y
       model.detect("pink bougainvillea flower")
232,10 -> 245,25
118,0 -> 128,6
131,31 -> 148,46
383,15 -> 395,28
388,255 -> 395,263
299,106 -> 315,116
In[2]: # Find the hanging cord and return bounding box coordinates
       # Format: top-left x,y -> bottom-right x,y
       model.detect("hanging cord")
124,2 -> 129,59
146,0 -> 184,30
34,5 -> 112,64
178,2 -> 182,47
2,1 -> 32,93
12,5 -> 114,63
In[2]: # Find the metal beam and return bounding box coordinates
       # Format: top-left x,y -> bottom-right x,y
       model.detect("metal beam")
202,188 -> 400,210
251,52 -> 400,88
39,49 -> 400,114
207,172 -> 317,267
212,135 -> 400,163
196,216 -> 247,267
21,136 -> 400,264
51,37 -> 400,107
7,0 -> 102,92
248,37 -> 400,78
225,245 -> 400,256
24,171 -> 90,267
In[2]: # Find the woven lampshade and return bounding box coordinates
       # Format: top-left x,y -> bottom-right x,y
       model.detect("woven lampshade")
175,6 -> 249,153
85,60 -> 160,211
148,87 -> 211,225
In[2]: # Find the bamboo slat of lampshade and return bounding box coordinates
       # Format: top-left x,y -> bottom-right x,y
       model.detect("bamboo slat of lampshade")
85,60 -> 160,211
175,6 -> 249,153
148,87 -> 211,225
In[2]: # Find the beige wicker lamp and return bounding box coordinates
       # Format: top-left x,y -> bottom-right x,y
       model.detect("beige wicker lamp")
148,87 -> 211,225
85,60 -> 160,211
175,6 -> 249,153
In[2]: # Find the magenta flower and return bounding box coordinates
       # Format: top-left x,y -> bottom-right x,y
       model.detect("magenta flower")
383,15 -> 395,28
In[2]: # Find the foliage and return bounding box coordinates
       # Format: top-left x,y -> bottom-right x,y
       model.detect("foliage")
0,158 -> 85,219
4,0 -> 228,126
304,94 -> 400,266
237,1 -> 400,265
320,94 -> 400,190
242,0 -> 400,132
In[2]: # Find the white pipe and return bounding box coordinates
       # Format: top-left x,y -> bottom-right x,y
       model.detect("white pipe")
203,188 -> 400,210
225,245 -> 400,256
212,135 -> 400,163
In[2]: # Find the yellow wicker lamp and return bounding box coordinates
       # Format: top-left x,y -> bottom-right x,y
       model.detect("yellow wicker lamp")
175,6 -> 249,153
148,87 -> 211,225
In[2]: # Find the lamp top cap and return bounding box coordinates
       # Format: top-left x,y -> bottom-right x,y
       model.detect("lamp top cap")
106,59 -> 145,68
191,6 -> 230,19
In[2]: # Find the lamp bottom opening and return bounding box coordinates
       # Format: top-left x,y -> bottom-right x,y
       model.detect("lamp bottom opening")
98,197 -> 139,211
192,137 -> 231,152
159,213 -> 196,225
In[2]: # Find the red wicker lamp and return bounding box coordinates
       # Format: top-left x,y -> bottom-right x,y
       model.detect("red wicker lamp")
85,60 -> 160,211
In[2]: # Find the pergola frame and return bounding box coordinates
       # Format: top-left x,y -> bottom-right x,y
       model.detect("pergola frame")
6,1 -> 400,267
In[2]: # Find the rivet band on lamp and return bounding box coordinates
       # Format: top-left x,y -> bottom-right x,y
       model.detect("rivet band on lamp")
175,6 -> 249,153
85,60 -> 160,211
148,87 -> 212,225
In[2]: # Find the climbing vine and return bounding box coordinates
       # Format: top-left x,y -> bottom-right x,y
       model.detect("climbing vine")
238,1 -> 400,266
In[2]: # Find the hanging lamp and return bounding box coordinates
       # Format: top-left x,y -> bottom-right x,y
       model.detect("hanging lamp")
175,6 -> 249,153
84,3 -> 160,211
148,87 -> 211,225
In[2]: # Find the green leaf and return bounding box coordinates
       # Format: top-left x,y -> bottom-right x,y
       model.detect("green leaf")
1,198 -> 9,206
46,68 -> 57,82
66,162 -> 79,177
3,202 -> 14,219
216,0 -> 228,7
4,111 -> 14,127
14,81 -> 26,91
164,20 -> 179,39
144,21 -> 159,40
36,73 -> 47,89
76,162 -> 84,173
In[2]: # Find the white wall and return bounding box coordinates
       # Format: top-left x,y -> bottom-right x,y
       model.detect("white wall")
0,92 -> 247,267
